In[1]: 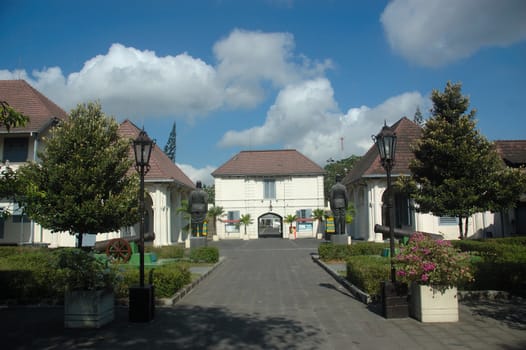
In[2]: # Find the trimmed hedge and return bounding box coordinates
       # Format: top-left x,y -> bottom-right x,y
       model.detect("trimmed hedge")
346,255 -> 390,297
318,241 -> 390,261
114,263 -> 191,298
189,246 -> 219,263
147,245 -> 185,259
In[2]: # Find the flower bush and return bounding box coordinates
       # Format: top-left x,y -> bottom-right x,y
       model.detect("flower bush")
394,232 -> 474,293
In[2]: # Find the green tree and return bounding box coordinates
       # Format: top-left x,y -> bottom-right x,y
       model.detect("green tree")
16,102 -> 139,247
413,105 -> 425,127
408,82 -> 526,239
206,205 -> 225,237
0,101 -> 29,131
203,184 -> 215,204
163,121 -> 176,162
239,213 -> 253,237
324,155 -> 361,199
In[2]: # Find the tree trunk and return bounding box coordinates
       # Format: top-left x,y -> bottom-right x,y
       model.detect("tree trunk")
76,233 -> 83,247
458,217 -> 463,240
464,216 -> 469,239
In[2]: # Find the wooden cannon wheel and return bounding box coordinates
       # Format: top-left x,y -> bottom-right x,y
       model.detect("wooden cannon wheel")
106,238 -> 132,263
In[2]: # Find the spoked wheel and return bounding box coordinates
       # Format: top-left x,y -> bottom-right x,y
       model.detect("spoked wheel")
106,238 -> 132,263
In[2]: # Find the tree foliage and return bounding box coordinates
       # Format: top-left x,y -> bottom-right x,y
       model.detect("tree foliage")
407,82 -> 526,239
0,101 -> 29,131
239,213 -> 253,236
164,121 -> 176,162
324,155 -> 361,199
203,184 -> 215,204
16,102 -> 140,246
206,205 -> 225,236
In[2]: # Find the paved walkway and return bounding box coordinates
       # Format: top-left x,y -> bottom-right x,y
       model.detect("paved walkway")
1,238 -> 525,349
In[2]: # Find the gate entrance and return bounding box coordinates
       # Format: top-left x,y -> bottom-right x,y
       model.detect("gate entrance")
258,213 -> 283,238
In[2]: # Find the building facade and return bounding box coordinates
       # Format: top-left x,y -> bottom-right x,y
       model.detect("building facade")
0,80 -> 194,247
343,117 -> 526,241
212,150 -> 326,239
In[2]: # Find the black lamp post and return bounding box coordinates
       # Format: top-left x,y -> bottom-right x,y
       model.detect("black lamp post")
372,122 -> 397,282
129,129 -> 155,322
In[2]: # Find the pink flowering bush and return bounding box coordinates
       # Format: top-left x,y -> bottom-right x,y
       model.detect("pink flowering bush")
394,232 -> 474,293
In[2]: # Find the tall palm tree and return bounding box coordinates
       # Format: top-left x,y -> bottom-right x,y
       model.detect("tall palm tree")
284,214 -> 297,236
312,208 -> 325,235
206,206 -> 225,237
239,213 -> 253,238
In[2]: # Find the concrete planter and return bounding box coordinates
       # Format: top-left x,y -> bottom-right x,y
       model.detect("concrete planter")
410,284 -> 458,322
64,290 -> 114,328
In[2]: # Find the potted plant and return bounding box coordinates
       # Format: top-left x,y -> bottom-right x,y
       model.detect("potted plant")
57,248 -> 117,328
393,232 -> 474,322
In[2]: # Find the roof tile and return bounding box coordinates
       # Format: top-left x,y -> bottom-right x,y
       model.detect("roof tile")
212,149 -> 325,177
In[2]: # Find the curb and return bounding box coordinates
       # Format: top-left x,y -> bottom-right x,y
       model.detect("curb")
158,256 -> 226,306
311,254 -> 372,304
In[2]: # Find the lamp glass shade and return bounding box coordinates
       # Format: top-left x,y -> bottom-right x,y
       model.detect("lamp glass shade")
133,130 -> 154,167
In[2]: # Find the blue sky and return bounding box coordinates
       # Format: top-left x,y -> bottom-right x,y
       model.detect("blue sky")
1,0 -> 525,185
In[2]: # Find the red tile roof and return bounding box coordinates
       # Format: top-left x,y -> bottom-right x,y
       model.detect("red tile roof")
0,80 -> 68,133
343,117 -> 422,184
118,119 -> 195,188
212,149 -> 325,177
495,140 -> 526,167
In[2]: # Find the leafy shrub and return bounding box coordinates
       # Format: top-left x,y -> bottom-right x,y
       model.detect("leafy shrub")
0,250 -> 62,302
147,245 -> 185,259
319,242 -> 390,261
348,242 -> 390,256
318,243 -> 350,261
189,246 -> 219,263
346,255 -> 390,297
114,263 -> 191,298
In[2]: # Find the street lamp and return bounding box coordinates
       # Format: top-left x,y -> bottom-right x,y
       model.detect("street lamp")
372,122 -> 397,283
130,128 -> 155,322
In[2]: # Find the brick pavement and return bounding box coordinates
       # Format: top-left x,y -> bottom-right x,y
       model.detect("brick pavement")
1,238 -> 525,349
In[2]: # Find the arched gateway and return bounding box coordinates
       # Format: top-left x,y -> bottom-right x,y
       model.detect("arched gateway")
258,213 -> 283,238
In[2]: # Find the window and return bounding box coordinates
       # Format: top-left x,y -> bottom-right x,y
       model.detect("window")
296,209 -> 312,220
439,216 -> 459,226
3,137 -> 29,162
225,210 -> 240,233
263,179 -> 276,199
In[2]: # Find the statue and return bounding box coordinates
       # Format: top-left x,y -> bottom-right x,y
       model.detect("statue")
188,181 -> 208,237
329,174 -> 349,235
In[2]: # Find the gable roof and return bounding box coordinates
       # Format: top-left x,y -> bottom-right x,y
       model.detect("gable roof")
495,140 -> 526,167
118,119 -> 195,189
343,117 -> 422,185
0,80 -> 68,133
212,149 -> 325,177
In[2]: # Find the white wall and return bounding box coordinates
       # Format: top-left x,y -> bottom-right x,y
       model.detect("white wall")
214,175 -> 325,239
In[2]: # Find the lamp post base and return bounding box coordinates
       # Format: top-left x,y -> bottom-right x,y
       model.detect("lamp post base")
381,281 -> 409,319
129,285 -> 155,322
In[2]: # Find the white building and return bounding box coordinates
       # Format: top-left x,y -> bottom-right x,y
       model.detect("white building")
343,117 -> 526,241
212,150 -> 326,239
0,80 -> 194,247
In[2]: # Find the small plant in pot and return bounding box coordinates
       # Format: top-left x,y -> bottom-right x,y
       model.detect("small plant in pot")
57,248 -> 117,328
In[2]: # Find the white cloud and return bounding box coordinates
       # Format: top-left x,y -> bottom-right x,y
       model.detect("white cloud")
1,29 -> 331,120
177,163 -> 216,187
381,0 -> 526,67
219,79 -> 426,165
214,29 -> 332,108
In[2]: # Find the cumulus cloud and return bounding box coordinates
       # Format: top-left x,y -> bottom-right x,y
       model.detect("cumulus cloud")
381,0 -> 526,67
177,163 -> 216,187
219,79 -> 426,165
214,29 -> 332,108
0,29 -> 331,120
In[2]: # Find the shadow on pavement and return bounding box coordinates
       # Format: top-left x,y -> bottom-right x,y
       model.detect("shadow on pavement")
1,305 -> 324,350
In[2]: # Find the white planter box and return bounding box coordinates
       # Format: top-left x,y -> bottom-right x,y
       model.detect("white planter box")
64,290 -> 115,328
410,284 -> 458,322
